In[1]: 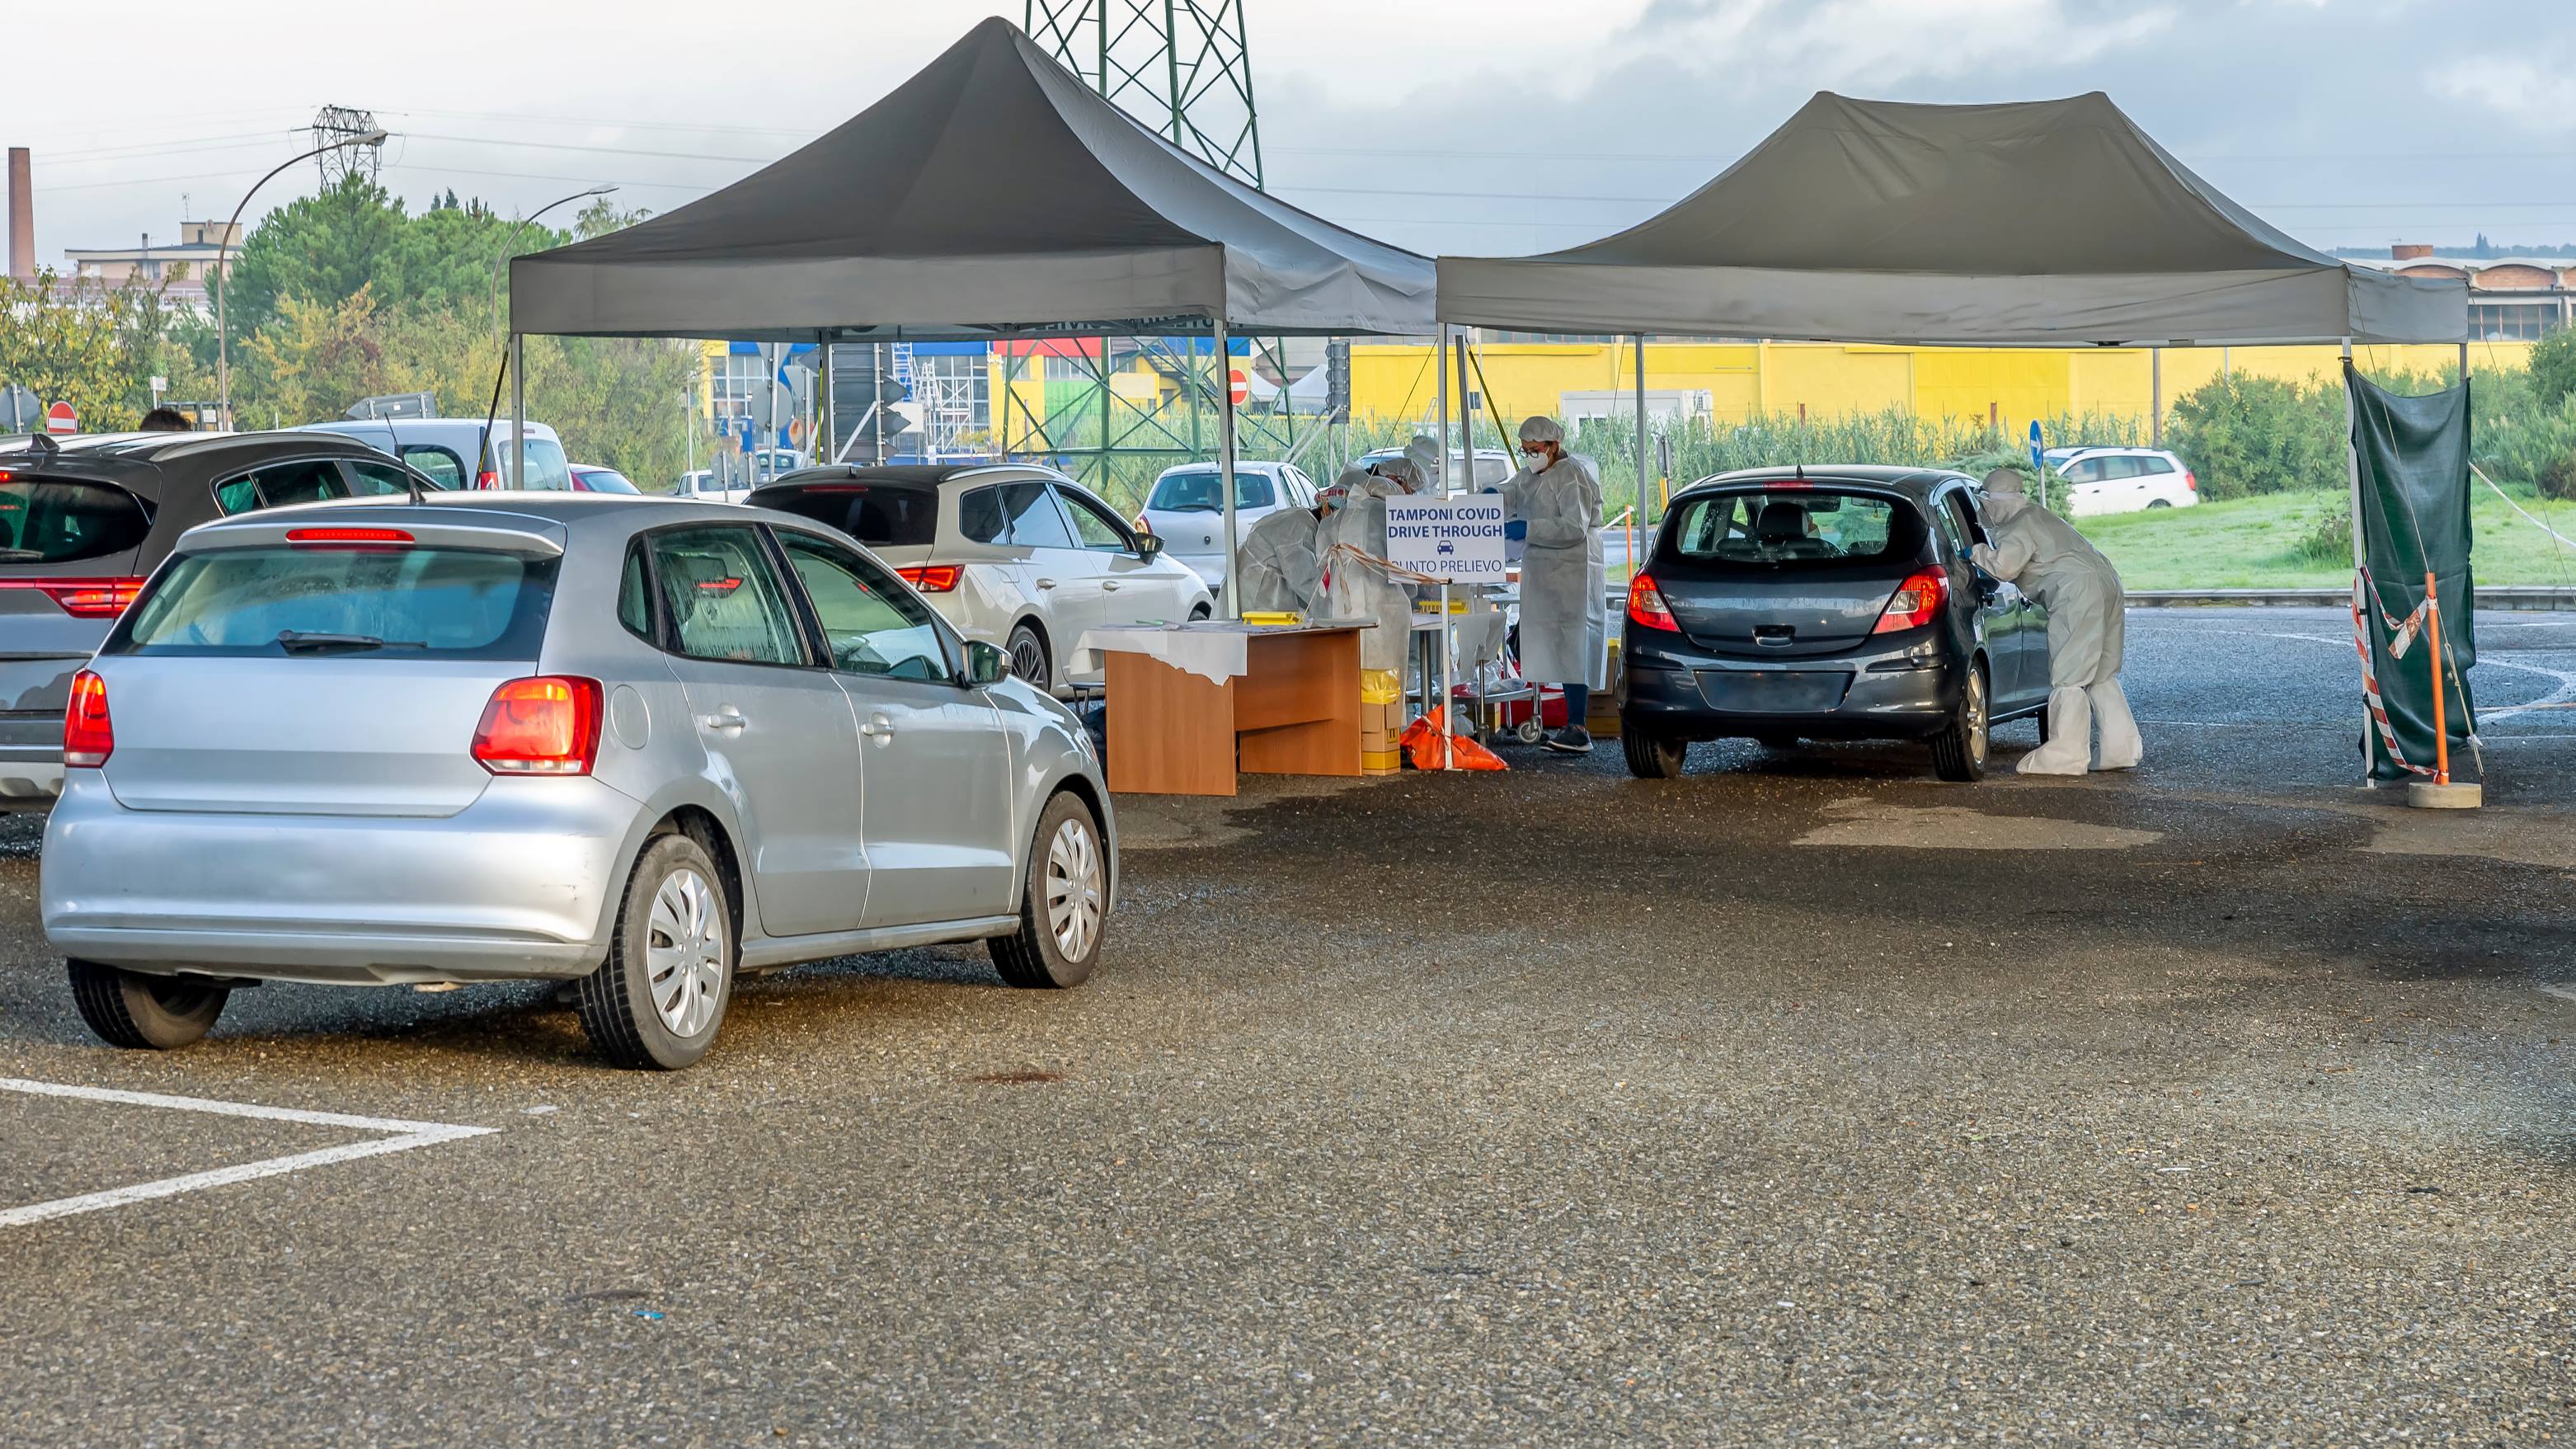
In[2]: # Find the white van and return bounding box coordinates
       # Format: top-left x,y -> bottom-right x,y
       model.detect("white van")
289,418 -> 571,491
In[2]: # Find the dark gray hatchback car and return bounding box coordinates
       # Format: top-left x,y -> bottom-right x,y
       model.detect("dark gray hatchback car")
0,430 -> 444,805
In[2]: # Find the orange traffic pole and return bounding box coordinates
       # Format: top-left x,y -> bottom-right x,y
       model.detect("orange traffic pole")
2425,569 -> 2450,786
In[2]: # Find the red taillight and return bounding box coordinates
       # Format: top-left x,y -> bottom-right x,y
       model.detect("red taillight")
2186,470 -> 2198,492
471,676 -> 602,775
1873,567 -> 1950,634
1626,572 -> 1678,631
63,669 -> 113,768
286,526 -> 414,552
0,576 -> 146,619
895,564 -> 962,593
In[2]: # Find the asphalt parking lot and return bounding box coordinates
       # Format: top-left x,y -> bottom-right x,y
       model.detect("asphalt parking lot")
4,606 -> 2573,1446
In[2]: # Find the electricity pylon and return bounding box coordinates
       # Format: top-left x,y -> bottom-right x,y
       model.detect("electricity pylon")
1023,0 -> 1263,186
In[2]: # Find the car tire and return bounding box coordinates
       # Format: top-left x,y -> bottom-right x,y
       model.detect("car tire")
2146,499 -> 2172,509
1189,602 -> 1212,622
576,833 -> 735,1070
990,791 -> 1107,990
1932,657 -> 1991,783
1007,623 -> 1052,694
67,959 -> 228,1050
1620,721 -> 1688,779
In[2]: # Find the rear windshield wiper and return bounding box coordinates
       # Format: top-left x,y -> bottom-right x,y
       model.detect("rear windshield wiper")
274,630 -> 427,654
0,548 -> 46,562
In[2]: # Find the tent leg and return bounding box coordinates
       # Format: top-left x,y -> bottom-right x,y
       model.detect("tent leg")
1434,322 -> 1452,766
1633,332 -> 1649,697
818,332 -> 834,466
1215,315 -> 1240,619
2343,339 -> 2370,787
509,332 -> 525,487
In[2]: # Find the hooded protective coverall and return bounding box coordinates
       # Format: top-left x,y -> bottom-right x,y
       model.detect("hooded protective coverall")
1970,485 -> 2141,775
1235,504 -> 1320,615
1501,452 -> 1609,690
1317,468 -> 1415,675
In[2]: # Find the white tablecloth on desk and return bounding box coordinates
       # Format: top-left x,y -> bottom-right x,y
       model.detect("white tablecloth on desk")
1073,625 -> 1251,684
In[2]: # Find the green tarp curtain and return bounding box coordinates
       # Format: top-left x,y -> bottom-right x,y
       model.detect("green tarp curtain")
2348,362 -> 2476,783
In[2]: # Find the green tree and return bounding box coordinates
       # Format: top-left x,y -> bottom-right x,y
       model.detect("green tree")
218,174 -> 408,345
0,271 -> 142,430
2164,374 -> 2345,498
2528,327 -> 2576,411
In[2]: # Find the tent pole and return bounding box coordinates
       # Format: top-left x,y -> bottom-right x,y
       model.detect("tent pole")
818,332 -> 834,467
1634,333 -> 1649,713
2151,347 -> 2163,448
1215,314 -> 1240,619
2343,338 -> 2370,787
509,332 -> 525,487
1434,322 -> 1451,764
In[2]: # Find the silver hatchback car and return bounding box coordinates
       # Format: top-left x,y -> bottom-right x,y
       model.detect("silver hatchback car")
41,493 -> 1115,1069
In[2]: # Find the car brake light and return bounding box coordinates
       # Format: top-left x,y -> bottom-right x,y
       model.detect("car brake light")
2186,470 -> 2198,492
0,576 -> 146,619
471,676 -> 602,775
1873,567 -> 1949,633
1626,572 -> 1678,631
895,564 -> 962,593
286,526 -> 414,550
63,669 -> 113,768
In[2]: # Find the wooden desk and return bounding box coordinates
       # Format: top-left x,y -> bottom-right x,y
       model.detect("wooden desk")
1098,623 -> 1366,797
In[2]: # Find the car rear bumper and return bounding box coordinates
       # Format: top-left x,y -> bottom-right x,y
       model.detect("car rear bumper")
40,772 -> 642,984
1619,628 -> 1962,741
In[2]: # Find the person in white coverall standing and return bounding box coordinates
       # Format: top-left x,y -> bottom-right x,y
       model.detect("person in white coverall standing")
1501,415 -> 1608,754
1968,468 -> 2141,775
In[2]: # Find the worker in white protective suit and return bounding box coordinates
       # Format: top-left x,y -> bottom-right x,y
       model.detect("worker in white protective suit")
1501,415 -> 1607,754
1405,433 -> 1442,491
1969,468 -> 2141,775
1317,461 -> 1419,675
1234,487 -> 1327,616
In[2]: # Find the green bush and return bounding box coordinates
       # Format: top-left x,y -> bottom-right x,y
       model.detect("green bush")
2482,391 -> 2576,500
2163,374 -> 2345,499
2530,328 -> 2576,411
2293,503 -> 2354,564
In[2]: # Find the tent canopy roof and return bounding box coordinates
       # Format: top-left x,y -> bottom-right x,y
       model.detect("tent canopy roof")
1439,92 -> 2465,346
510,17 -> 1433,341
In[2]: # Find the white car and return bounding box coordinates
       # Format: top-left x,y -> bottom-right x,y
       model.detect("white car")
1134,459 -> 1322,586
2044,446 -> 2198,515
673,470 -> 750,504
1356,445 -> 1515,493
750,464 -> 1215,694
291,416 -> 569,491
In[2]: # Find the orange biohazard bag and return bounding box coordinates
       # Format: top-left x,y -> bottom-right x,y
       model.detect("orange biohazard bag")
1399,708 -> 1508,771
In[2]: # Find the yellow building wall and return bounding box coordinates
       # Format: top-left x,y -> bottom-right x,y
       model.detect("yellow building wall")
1348,339 -> 2539,440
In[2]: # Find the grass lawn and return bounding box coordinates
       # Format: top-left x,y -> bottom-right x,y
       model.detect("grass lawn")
2073,484 -> 2576,590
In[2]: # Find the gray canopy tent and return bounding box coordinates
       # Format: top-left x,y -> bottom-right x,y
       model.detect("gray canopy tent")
1432,89 -> 2467,703
507,15 -> 1435,602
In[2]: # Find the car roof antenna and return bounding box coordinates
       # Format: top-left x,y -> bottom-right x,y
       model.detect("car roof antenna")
26,431 -> 58,459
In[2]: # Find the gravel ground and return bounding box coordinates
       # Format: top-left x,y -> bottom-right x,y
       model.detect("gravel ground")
1,607 -> 2571,1447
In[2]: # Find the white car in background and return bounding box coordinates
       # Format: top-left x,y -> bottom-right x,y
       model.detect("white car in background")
2045,446 -> 2199,515
291,417 -> 569,491
750,464 -> 1214,694
1133,459 -> 1321,586
673,470 -> 750,503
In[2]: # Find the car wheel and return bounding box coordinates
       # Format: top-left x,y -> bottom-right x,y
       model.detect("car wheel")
1189,603 -> 1212,621
576,833 -> 735,1070
67,959 -> 228,1050
990,792 -> 1107,990
1620,721 -> 1688,779
2146,498 -> 2172,509
1932,657 -> 1991,783
1007,623 -> 1052,694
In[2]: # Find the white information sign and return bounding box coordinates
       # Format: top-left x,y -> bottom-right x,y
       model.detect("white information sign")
1383,496 -> 1508,584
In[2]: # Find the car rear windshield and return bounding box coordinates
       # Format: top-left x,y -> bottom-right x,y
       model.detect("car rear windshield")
0,478 -> 152,565
1149,469 -> 1272,512
108,545 -> 557,659
1665,488 -> 1925,570
763,484 -> 940,548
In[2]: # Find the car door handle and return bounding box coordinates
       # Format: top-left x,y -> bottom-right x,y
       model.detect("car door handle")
699,706 -> 747,735
1100,580 -> 1121,592
1034,576 -> 1058,590
859,713 -> 895,745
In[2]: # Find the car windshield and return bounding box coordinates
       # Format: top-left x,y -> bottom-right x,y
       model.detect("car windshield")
1148,469 -> 1271,512
579,471 -> 640,494
0,478 -> 152,564
764,483 -> 941,547
110,545 -> 557,659
1667,488 -> 1923,569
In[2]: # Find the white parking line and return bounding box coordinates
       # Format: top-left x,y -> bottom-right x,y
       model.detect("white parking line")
0,1077 -> 494,1229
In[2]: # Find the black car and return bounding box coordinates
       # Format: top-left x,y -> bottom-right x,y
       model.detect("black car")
0,430 -> 446,806
1617,466 -> 2051,782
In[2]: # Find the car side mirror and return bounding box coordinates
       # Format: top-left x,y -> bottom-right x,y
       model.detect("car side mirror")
1134,532 -> 1165,559
962,640 -> 1008,689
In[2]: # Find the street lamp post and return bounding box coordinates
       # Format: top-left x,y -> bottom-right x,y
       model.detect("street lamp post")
214,129 -> 388,426
484,186 -> 615,486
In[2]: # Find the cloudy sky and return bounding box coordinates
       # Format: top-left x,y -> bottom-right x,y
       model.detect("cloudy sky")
13,0 -> 2574,265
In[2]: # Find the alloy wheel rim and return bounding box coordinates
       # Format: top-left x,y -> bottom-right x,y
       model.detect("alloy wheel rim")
1043,817 -> 1103,961
646,866 -> 726,1037
1967,670 -> 1989,769
1011,635 -> 1048,689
